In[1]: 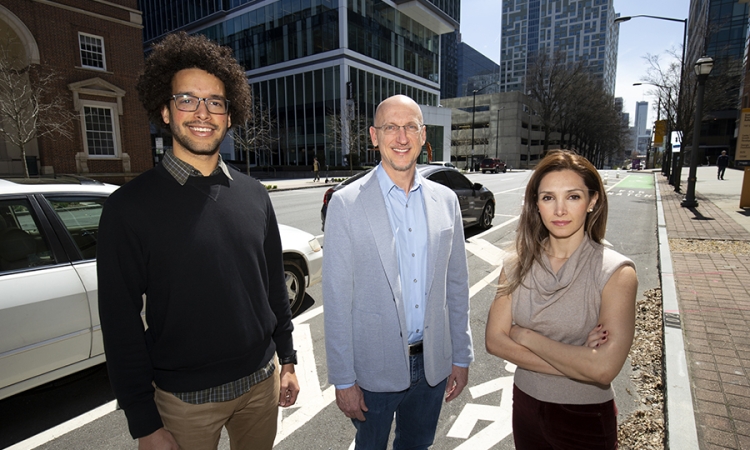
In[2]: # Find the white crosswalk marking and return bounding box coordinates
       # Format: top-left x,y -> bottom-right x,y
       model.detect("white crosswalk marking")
447,376 -> 515,448
274,323 -> 336,445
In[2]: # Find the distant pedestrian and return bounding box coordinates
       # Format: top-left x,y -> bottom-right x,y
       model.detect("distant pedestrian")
486,150 -> 638,450
313,157 -> 320,181
717,150 -> 729,180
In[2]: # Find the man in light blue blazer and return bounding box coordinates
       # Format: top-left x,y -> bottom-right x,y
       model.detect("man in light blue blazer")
323,95 -> 473,449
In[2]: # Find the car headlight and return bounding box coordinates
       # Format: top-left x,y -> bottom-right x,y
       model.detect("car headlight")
308,238 -> 322,252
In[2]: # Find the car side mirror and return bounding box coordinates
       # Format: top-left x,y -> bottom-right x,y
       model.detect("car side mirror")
472,183 -> 483,191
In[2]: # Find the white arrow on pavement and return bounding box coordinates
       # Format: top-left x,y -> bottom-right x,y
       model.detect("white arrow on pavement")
446,375 -> 514,449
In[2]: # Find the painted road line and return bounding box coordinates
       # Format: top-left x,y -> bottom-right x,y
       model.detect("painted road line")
6,400 -> 118,450
274,324 -> 337,445
448,376 -> 515,449
465,238 -> 509,266
473,216 -> 519,240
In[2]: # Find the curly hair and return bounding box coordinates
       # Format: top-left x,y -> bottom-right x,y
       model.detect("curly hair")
136,32 -> 251,128
498,150 -> 608,296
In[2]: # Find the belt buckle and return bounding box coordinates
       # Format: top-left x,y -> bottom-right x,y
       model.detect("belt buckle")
408,341 -> 423,356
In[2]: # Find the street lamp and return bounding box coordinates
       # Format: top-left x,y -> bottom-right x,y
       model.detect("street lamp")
471,84 -> 496,171
681,56 -> 715,208
615,15 -> 688,190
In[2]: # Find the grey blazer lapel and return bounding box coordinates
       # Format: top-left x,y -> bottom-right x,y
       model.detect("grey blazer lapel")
359,174 -> 403,303
422,182 -> 442,297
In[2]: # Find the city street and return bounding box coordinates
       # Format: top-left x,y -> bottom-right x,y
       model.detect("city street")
0,170 -> 660,450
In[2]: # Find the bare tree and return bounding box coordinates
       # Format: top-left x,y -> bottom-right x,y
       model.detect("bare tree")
526,50 -> 628,167
326,108 -> 371,174
0,36 -> 77,178
526,49 -> 587,152
641,46 -> 740,169
233,94 -> 278,174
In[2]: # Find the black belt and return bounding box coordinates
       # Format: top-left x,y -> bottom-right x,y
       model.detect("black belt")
408,341 -> 423,356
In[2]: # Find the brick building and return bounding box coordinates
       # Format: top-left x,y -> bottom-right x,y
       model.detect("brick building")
0,0 -> 151,183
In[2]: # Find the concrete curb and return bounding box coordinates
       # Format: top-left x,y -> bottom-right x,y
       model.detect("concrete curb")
655,174 -> 700,449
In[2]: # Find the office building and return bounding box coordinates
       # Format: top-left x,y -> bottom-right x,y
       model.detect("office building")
441,31 -> 460,99
687,0 -> 749,165
634,100 -> 650,154
457,41 -> 500,97
441,91 -> 548,169
499,0 -> 620,95
138,0 -> 460,170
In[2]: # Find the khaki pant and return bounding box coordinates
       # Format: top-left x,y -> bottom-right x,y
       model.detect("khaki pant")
154,364 -> 280,450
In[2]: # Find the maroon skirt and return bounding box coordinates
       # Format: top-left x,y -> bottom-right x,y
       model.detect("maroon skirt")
512,384 -> 618,450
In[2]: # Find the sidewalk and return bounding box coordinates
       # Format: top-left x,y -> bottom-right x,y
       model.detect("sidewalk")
657,166 -> 750,449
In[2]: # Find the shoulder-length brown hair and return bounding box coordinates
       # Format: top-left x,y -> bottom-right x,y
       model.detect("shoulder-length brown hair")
499,150 -> 608,295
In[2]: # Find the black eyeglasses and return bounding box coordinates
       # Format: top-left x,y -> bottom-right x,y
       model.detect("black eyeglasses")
171,94 -> 230,114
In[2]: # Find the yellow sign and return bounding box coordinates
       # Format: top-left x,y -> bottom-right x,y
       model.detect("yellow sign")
741,168 -> 750,208
735,108 -> 750,161
653,120 -> 666,146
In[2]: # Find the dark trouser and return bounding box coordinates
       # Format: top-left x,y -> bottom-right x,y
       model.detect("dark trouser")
352,353 -> 447,450
512,384 -> 618,450
314,170 -> 320,181
718,166 -> 727,179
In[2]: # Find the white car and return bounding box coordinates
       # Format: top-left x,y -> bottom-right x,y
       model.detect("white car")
0,176 -> 321,401
278,223 -> 322,315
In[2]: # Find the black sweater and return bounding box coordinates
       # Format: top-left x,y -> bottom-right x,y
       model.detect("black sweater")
97,164 -> 294,439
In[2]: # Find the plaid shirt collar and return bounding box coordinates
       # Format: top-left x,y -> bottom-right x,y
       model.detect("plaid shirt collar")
162,149 -> 233,185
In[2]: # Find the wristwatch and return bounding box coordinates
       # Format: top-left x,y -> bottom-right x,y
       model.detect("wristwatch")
279,350 -> 297,365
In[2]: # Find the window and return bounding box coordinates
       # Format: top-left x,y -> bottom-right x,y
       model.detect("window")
83,106 -> 117,156
79,33 -> 106,70
0,200 -> 54,272
46,196 -> 107,260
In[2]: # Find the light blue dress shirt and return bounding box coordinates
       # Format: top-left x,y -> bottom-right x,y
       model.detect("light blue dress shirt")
375,165 -> 428,345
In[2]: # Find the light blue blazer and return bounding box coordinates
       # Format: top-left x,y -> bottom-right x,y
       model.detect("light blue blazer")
323,169 -> 473,392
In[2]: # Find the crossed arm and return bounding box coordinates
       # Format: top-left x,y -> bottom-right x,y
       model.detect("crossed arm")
485,265 -> 638,386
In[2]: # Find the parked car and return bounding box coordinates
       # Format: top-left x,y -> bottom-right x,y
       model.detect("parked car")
480,158 -> 507,173
428,161 -> 457,169
321,165 -> 495,231
0,176 -> 320,401
279,223 -> 322,314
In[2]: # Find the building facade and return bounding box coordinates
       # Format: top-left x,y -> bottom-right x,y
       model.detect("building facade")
499,0 -> 620,95
440,30 -> 460,99
441,91 -> 549,169
634,100 -> 650,154
138,0 -> 460,170
0,0 -> 152,182
687,0 -> 749,165
456,41 -> 500,98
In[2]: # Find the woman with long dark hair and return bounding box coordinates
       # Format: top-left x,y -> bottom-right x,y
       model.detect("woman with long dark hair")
486,150 -> 638,449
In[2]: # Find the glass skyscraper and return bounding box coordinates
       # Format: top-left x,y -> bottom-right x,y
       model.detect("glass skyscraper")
139,0 -> 460,168
499,0 -> 619,95
687,0 -> 748,163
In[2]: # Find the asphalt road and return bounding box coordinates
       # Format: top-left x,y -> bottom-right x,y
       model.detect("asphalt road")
0,170 -> 659,450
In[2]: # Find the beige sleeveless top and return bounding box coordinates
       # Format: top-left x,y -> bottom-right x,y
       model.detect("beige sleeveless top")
511,236 -> 635,404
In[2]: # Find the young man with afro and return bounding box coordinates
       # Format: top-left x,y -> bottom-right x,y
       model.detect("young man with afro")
97,32 -> 299,450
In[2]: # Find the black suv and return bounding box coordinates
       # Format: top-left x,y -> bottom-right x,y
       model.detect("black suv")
480,158 -> 507,173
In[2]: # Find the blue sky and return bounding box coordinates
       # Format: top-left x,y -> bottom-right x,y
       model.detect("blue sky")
459,0 -> 691,127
